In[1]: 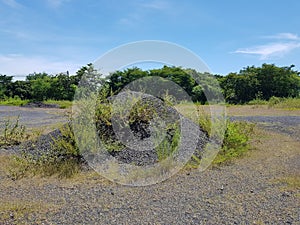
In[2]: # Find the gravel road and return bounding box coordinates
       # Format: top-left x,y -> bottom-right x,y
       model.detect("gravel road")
0,106 -> 299,224
231,115 -> 300,141
0,106 -> 68,129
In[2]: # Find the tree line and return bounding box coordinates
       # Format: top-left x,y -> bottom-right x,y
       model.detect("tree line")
0,63 -> 299,104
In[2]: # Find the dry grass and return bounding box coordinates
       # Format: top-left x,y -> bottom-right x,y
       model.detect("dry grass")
227,105 -> 300,116
0,200 -> 59,223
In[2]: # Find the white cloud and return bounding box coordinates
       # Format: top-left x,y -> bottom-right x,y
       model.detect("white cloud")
234,33 -> 300,59
1,0 -> 22,8
0,54 -> 81,79
264,32 -> 300,41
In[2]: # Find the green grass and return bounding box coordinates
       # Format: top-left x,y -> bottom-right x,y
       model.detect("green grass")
270,97 -> 300,109
247,98 -> 268,105
212,121 -> 255,165
246,97 -> 300,109
0,97 -> 29,106
0,97 -> 73,108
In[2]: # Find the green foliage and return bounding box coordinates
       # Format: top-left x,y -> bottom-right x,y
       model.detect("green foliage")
213,121 -> 255,164
268,96 -> 281,107
1,63 -> 299,104
0,75 -> 13,99
155,123 -> 180,160
0,96 -> 29,106
10,123 -> 81,179
0,116 -> 27,146
50,123 -> 80,158
269,97 -> 300,109
247,98 -> 268,105
220,64 -> 300,104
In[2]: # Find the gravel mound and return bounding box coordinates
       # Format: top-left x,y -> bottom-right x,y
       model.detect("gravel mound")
22,101 -> 60,108
96,92 -> 209,166
12,93 -> 209,167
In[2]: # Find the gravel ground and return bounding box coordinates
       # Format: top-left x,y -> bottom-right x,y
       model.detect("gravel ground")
0,106 -> 68,129
0,106 -> 299,224
231,115 -> 300,141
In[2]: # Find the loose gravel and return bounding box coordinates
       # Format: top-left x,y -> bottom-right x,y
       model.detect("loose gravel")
0,106 -> 299,224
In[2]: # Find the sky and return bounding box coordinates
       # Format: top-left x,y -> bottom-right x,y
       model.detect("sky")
1,0 -> 300,80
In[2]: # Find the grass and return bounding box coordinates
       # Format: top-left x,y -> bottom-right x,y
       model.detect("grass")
273,175 -> 300,190
270,97 -> 300,110
9,98 -> 255,179
247,98 -> 268,105
0,199 -> 60,223
0,116 -> 28,146
0,97 -> 73,108
9,122 -> 82,179
246,97 -> 300,110
175,103 -> 255,167
0,96 -> 29,106
212,121 -> 255,165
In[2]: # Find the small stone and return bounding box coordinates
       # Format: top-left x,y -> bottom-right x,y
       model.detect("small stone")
282,192 -> 290,197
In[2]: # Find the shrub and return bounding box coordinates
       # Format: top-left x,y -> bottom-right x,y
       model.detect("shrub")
268,96 -> 281,107
0,116 -> 27,146
213,121 -> 255,164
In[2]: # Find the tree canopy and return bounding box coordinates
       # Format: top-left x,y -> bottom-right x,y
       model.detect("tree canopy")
0,63 -> 299,104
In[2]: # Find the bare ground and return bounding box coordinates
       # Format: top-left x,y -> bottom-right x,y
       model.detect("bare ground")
0,106 -> 299,224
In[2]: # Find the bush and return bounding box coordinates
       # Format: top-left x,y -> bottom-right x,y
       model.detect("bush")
10,123 -> 82,179
0,116 -> 27,146
268,96 -> 281,107
213,121 -> 255,164
247,98 -> 268,105
270,97 -> 300,109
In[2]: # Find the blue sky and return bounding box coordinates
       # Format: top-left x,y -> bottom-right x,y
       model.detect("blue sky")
1,0 -> 300,79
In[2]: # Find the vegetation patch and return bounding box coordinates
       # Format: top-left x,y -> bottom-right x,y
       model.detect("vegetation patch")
212,121 -> 255,165
0,96 -> 29,106
0,200 -> 58,224
0,116 -> 27,146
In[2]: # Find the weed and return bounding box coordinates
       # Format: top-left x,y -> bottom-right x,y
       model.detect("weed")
0,96 -> 29,106
0,116 -> 27,146
213,121 -> 255,165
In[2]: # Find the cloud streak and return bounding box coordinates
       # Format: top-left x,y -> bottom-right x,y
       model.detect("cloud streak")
234,33 -> 300,59
264,32 -> 300,41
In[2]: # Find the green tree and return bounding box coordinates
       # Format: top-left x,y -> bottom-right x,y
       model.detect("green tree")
0,75 -> 13,99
